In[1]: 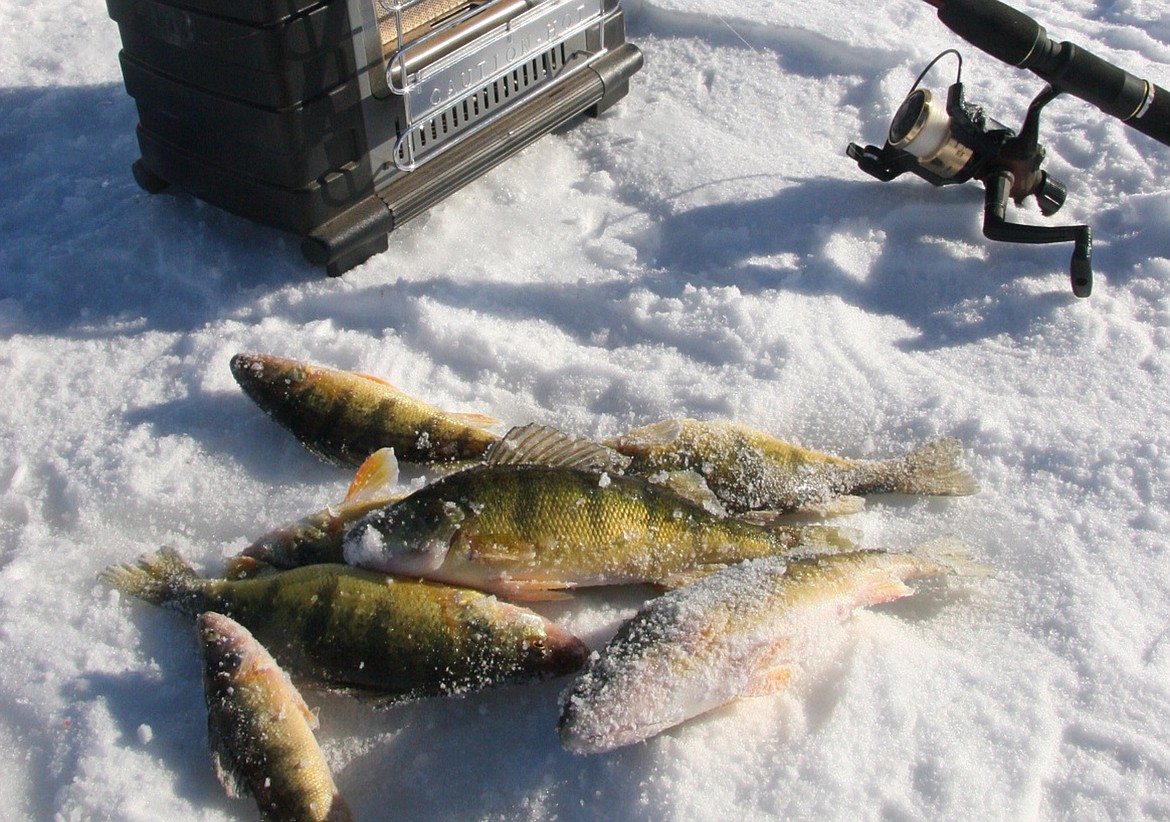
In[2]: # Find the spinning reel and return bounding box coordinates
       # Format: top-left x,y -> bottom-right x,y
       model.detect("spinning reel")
847,0 -> 1170,299
848,51 -> 1093,297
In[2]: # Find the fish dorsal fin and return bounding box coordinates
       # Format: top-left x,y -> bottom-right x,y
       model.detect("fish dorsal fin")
487,424 -> 631,472
356,372 -> 398,389
344,448 -> 399,505
356,373 -> 499,429
450,411 -> 501,428
607,418 -> 686,450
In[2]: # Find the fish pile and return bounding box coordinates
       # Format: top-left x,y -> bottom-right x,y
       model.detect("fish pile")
103,352 -> 986,820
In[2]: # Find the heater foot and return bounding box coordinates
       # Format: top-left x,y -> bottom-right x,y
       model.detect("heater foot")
132,160 -> 169,194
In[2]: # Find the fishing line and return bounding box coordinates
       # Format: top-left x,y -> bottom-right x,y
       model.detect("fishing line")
714,13 -> 758,53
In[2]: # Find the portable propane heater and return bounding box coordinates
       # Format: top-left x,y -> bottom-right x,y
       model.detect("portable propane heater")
106,0 -> 643,274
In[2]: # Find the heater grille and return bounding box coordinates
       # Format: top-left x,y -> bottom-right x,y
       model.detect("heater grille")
377,0 -> 475,54
398,39 -> 573,161
381,0 -> 608,173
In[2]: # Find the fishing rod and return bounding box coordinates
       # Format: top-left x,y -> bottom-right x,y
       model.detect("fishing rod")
924,0 -> 1170,148
847,0 -> 1169,297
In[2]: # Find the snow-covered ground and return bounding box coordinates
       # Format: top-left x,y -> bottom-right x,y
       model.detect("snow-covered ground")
2,0 -> 1170,818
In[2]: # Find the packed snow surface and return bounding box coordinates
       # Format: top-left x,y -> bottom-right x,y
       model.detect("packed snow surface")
2,0 -> 1170,819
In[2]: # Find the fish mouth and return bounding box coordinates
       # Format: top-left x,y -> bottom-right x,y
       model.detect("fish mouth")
558,705 -> 675,755
537,622 -> 590,677
229,352 -> 280,391
197,611 -> 255,672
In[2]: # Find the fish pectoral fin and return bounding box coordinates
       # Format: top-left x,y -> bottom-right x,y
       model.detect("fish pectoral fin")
465,538 -> 537,564
282,676 -> 318,728
648,471 -> 727,515
742,665 -> 797,697
739,497 -> 865,524
860,575 -> 915,606
493,579 -> 575,601
207,719 -> 251,799
782,495 -> 867,520
767,524 -> 860,552
344,448 -> 400,505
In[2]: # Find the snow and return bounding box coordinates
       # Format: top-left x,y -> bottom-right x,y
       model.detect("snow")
2,0 -> 1170,818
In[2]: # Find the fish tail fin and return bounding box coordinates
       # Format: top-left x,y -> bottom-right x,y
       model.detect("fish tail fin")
100,546 -> 200,610
890,438 -> 979,497
909,537 -> 994,580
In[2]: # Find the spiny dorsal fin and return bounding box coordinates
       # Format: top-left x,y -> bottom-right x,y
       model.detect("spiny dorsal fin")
487,424 -> 631,472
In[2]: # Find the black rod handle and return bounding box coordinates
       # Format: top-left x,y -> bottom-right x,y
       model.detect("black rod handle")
924,0 -> 1170,147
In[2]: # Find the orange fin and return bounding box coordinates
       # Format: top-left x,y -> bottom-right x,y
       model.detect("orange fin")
450,411 -> 500,428
859,575 -> 915,606
742,665 -> 796,697
344,448 -> 400,505
491,579 -> 575,602
356,372 -> 397,388
223,556 -> 277,580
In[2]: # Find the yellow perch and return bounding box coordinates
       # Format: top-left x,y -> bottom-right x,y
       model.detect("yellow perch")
558,543 -> 989,754
235,425 -> 631,573
607,419 -> 979,513
343,427 -> 854,600
198,611 -> 352,822
230,352 -> 500,467
103,548 -> 587,699
235,448 -> 405,571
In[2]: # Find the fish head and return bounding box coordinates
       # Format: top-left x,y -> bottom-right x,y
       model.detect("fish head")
557,643 -> 669,754
520,614 -> 590,679
198,611 -> 257,685
558,641 -> 728,754
557,594 -> 748,755
342,497 -> 465,577
471,600 -> 589,681
229,353 -> 308,405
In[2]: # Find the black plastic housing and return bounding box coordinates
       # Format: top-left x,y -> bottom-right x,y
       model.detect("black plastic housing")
108,0 -> 643,274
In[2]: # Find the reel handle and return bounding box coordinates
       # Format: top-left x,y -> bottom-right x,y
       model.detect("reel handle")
982,170 -> 1093,297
